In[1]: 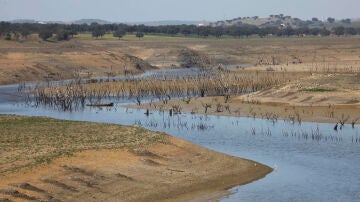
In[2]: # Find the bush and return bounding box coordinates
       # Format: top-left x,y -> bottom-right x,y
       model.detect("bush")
5,33 -> 11,40
56,29 -> 70,41
38,30 -> 53,41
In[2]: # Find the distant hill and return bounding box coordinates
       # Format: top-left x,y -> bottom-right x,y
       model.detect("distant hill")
10,19 -> 38,23
6,19 -> 200,26
6,16 -> 360,28
71,19 -> 112,25
7,18 -> 111,25
9,19 -> 64,24
210,15 -> 360,28
128,20 -> 201,26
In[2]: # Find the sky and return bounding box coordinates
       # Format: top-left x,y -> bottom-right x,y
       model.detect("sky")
0,0 -> 359,22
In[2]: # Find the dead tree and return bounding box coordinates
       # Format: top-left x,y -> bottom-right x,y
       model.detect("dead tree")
201,103 -> 212,114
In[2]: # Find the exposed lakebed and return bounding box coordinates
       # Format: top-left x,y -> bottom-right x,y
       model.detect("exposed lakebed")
0,69 -> 359,201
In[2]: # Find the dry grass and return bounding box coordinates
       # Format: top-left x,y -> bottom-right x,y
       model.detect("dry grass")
0,115 -> 167,175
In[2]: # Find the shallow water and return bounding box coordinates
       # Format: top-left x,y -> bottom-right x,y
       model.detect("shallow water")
1,75 -> 360,201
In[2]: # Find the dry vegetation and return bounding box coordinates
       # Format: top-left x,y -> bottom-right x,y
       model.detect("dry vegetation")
0,114 -> 166,175
131,72 -> 360,124
31,70 -> 308,110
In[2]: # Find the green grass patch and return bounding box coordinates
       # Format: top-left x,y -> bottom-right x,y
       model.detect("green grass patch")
299,88 -> 336,92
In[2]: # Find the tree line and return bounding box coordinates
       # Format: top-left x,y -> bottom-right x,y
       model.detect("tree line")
1,21 -> 360,41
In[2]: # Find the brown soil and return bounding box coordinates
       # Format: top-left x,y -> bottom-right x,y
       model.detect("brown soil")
0,137 -> 271,202
1,36 -> 360,85
0,40 -> 156,85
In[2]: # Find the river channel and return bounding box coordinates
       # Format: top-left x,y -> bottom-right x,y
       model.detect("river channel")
0,68 -> 359,201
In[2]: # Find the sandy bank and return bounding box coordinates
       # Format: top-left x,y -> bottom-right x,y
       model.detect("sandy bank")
126,96 -> 360,125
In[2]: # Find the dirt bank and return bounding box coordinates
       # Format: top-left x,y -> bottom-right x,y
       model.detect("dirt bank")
0,40 -> 156,85
0,115 -> 272,201
2,35 -> 360,85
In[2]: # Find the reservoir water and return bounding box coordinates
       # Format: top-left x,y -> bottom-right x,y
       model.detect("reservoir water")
1,70 -> 359,201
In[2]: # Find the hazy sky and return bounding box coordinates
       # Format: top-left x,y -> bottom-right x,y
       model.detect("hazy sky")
0,0 -> 359,22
